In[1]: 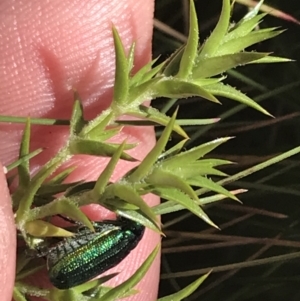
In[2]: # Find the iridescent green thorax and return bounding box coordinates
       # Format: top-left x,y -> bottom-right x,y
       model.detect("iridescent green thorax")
46,218 -> 145,289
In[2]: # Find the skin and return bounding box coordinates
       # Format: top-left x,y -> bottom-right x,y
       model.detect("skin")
0,0 -> 160,300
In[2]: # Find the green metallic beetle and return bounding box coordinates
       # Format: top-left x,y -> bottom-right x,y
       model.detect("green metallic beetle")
36,217 -> 145,289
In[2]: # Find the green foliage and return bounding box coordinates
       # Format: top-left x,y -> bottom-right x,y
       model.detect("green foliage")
157,272 -> 210,301
2,0 -> 297,300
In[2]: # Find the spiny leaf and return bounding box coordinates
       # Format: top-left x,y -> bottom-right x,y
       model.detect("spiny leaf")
104,198 -> 140,210
158,272 -> 210,301
205,82 -> 273,116
187,176 -> 238,201
30,198 -> 94,231
159,139 -> 188,160
116,208 -> 162,234
112,26 -> 129,105
130,57 -> 164,86
193,52 -> 269,78
16,150 -> 68,223
242,0 -> 264,21
251,56 -> 292,64
81,110 -> 113,137
169,163 -> 228,178
18,117 -> 31,187
161,137 -> 232,168
37,182 -> 81,197
92,127 -> 122,141
163,44 -> 186,76
12,124 -> 43,210
24,220 -> 74,237
47,166 -> 77,184
6,148 -> 43,172
148,168 -> 199,201
69,138 -> 137,161
225,14 -> 267,41
199,0 -> 231,58
216,29 -> 283,56
193,166 -> 228,177
127,42 -> 135,76
175,118 -> 221,127
153,189 -> 246,216
151,78 -> 220,103
176,0 -> 198,79
56,201 -> 94,231
84,112 -> 114,140
93,141 -> 126,195
195,158 -> 232,168
199,189 -> 247,206
130,58 -> 158,86
126,105 -> 188,138
70,92 -> 85,135
108,183 -> 158,225
154,187 -> 219,228
138,61 -> 166,84
128,109 -> 177,182
128,77 -> 161,103
193,77 -> 226,86
64,181 -> 96,199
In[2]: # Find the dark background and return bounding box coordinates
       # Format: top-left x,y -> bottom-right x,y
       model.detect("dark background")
153,1 -> 300,300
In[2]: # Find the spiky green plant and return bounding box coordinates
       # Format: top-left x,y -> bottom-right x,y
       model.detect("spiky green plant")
4,0 -> 300,300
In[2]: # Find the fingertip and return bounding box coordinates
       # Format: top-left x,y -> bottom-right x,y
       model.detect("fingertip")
0,163 -> 16,300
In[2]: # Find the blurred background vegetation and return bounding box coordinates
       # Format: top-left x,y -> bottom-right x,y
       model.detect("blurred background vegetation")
153,1 -> 300,300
